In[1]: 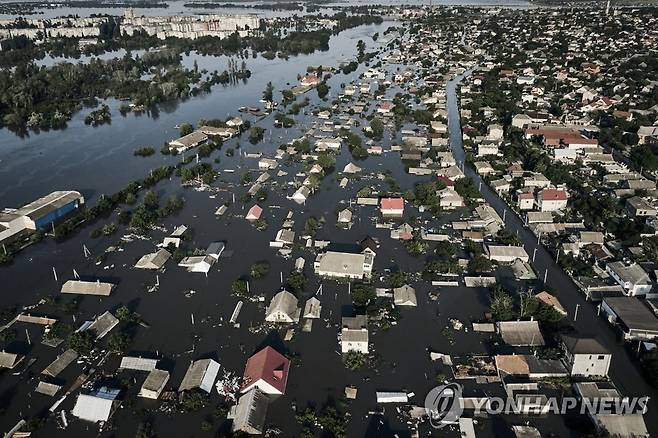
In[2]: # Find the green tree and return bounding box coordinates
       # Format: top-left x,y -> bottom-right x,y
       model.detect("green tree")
490,286 -> 515,321
250,262 -> 270,279
179,122 -> 193,137
352,283 -> 375,308
317,82 -> 329,99
108,332 -> 132,354
68,331 -> 95,355
286,271 -> 306,292
263,81 -> 274,102
368,117 -> 384,139
467,255 -> 492,273
343,350 -> 366,370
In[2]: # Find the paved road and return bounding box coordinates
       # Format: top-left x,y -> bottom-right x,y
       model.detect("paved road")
445,72 -> 658,432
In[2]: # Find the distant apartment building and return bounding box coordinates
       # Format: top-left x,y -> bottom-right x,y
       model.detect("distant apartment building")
121,8 -> 260,40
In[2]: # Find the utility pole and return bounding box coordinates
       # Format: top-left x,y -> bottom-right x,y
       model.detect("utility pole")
543,268 -> 548,283
574,304 -> 580,322
532,248 -> 537,263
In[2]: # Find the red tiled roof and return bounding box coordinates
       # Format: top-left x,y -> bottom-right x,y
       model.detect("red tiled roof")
540,189 -> 567,201
242,346 -> 290,394
561,136 -> 598,145
380,197 -> 404,210
519,192 -> 534,200
437,176 -> 455,186
246,204 -> 263,219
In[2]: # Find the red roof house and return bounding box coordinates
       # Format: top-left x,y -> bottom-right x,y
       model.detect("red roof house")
300,74 -> 320,87
246,204 -> 263,221
437,175 -> 455,187
380,197 -> 404,217
241,346 -> 290,395
540,189 -> 568,201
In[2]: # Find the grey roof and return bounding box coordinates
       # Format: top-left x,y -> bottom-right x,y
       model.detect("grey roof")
315,251 -> 366,277
562,335 -> 608,355
574,381 -> 621,400
61,280 -> 115,296
596,414 -> 648,437
341,330 -> 369,343
607,262 -> 651,286
266,290 -> 300,322
15,191 -> 83,221
140,369 -> 170,396
393,285 -> 417,306
0,351 -> 23,369
72,393 -> 116,423
35,381 -> 61,397
179,359 -> 220,393
88,311 -> 119,339
42,349 -> 78,377
169,130 -> 208,148
135,248 -> 171,270
119,356 -> 158,372
342,315 -> 368,330
524,356 -> 568,375
486,245 -> 530,260
231,388 -> 269,435
497,321 -> 545,346
303,297 -> 322,319
603,297 -> 658,332
206,242 -> 226,259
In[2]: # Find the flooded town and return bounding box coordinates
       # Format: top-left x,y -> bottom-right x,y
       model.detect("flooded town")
0,1 -> 658,437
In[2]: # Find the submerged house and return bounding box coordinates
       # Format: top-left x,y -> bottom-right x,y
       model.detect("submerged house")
241,346 -> 290,396
265,290 -> 301,323
178,359 -> 220,393
314,242 -> 375,280
341,315 -> 369,354
72,387 -> 121,423
135,248 -> 171,270
139,369 -> 170,400
230,388 -> 269,435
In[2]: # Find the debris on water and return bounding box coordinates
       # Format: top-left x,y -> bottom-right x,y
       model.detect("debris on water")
449,319 -> 463,330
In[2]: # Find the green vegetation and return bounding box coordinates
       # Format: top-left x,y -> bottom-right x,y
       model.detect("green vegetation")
262,81 -> 274,103
455,177 -> 480,202
467,254 -> 492,273
107,332 -> 132,354
286,271 -> 306,292
366,116 -> 384,139
250,262 -> 270,279
342,129 -> 368,160
179,390 -> 209,412
84,104 -> 111,126
68,331 -> 95,355
317,152 -> 336,169
317,82 -> 330,99
248,126 -> 265,144
133,146 -> 156,157
490,285 -> 515,321
343,350 -> 366,370
231,279 -> 248,297
352,283 -> 375,308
